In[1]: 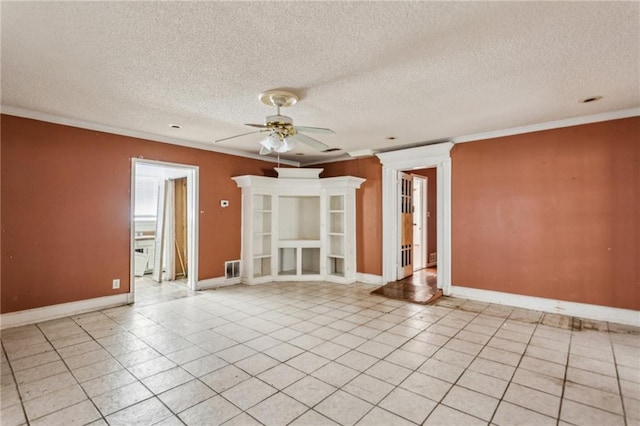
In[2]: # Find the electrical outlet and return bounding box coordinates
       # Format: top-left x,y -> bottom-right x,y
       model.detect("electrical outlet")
112,279 -> 120,289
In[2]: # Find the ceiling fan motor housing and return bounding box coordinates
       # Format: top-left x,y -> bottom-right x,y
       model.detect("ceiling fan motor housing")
266,115 -> 293,125
265,115 -> 296,136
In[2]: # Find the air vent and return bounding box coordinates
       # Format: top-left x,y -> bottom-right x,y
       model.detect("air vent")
428,252 -> 437,264
225,260 -> 240,279
323,148 -> 342,152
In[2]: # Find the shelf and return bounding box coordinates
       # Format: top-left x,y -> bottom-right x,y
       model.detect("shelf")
328,256 -> 345,277
329,210 -> 345,213
253,254 -> 271,259
253,232 -> 272,236
328,232 -> 344,236
278,239 -> 321,249
327,254 -> 345,259
254,209 -> 272,213
253,256 -> 271,277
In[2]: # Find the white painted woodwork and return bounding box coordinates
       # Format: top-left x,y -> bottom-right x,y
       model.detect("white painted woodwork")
233,169 -> 364,284
377,143 -> 454,295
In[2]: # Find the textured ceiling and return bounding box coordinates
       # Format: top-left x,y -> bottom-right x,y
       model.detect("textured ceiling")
2,2 -> 639,165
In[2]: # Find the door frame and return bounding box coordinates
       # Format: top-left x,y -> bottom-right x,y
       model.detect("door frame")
377,142 -> 453,295
130,158 -> 199,298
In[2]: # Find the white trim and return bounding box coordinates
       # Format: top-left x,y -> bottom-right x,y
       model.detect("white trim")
348,149 -> 376,158
451,286 -> 640,327
2,106 -> 300,167
452,107 -> 640,144
356,273 -> 384,285
377,143 -> 454,296
0,294 -> 130,330
5,105 -> 637,167
377,142 -> 454,170
198,276 -> 241,290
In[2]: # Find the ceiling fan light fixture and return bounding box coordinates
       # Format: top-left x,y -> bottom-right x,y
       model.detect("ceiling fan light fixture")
276,137 -> 296,153
217,90 -> 333,156
260,133 -> 281,150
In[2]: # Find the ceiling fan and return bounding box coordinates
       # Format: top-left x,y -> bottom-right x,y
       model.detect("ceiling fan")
215,90 -> 335,155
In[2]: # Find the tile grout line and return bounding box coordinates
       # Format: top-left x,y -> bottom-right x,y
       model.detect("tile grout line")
1,340 -> 31,426
32,321 -> 108,425
609,326 -> 629,426
67,312 -> 193,424
487,314 -> 544,425
556,323 -> 574,426
427,302 -> 509,424
276,292 -> 434,425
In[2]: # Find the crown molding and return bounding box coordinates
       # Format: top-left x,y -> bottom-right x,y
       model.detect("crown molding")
0,105 -> 301,167
452,107 -> 640,144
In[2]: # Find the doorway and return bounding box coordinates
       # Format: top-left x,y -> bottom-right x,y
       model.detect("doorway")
131,159 -> 199,303
371,169 -> 439,304
376,142 -> 453,295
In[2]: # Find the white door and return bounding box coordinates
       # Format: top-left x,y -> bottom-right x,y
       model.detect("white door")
151,180 -> 167,283
413,176 -> 427,270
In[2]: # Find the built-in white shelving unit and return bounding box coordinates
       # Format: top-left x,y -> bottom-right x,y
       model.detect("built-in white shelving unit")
233,168 -> 364,284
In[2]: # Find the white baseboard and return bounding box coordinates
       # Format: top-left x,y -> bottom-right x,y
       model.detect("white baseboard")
0,294 -> 131,330
357,273 -> 384,285
451,286 -> 640,327
197,276 -> 241,290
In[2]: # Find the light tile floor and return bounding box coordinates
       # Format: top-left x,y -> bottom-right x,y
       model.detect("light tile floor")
1,281 -> 639,426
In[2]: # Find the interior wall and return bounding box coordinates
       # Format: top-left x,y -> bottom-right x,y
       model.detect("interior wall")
321,157 -> 383,276
451,116 -> 640,310
1,114 -> 278,313
411,168 -> 437,265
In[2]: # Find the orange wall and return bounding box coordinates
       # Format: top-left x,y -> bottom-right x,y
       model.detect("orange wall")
1,115 -> 277,313
321,157 -> 383,276
451,117 -> 640,310
3,114 -> 638,314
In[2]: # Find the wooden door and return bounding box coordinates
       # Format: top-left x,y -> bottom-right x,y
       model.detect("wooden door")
173,177 -> 188,278
399,172 -> 414,279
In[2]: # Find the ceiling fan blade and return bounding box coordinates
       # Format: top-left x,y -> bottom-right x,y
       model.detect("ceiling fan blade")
294,126 -> 335,135
289,133 -> 330,151
245,123 -> 270,129
214,129 -> 268,143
